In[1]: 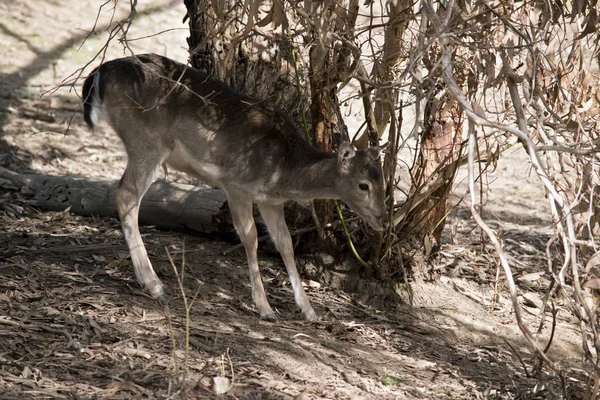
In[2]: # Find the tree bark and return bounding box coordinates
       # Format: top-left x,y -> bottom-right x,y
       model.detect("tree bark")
184,0 -> 215,74
0,167 -> 230,233
308,45 -> 340,233
402,95 -> 463,251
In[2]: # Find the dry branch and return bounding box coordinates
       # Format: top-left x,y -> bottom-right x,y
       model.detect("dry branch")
0,167 -> 230,233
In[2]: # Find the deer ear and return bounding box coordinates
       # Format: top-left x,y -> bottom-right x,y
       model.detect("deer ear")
338,142 -> 356,173
366,142 -> 390,160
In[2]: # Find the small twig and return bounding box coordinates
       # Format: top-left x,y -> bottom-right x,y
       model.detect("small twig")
0,316 -> 72,343
543,303 -> 559,355
535,145 -> 600,156
0,166 -> 30,187
126,27 -> 189,42
227,348 -> 235,387
335,200 -> 370,270
165,244 -> 189,390
504,339 -> 532,379
489,260 -> 500,312
383,100 -> 401,258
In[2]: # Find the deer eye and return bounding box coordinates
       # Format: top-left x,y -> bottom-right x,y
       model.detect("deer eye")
359,183 -> 369,191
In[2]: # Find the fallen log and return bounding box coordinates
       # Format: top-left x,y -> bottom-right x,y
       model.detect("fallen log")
0,166 -> 231,232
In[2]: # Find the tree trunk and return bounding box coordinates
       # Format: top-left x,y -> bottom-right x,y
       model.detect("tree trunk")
184,0 -> 214,74
308,45 -> 343,234
0,167 -> 230,233
402,95 -> 463,253
184,0 -> 306,122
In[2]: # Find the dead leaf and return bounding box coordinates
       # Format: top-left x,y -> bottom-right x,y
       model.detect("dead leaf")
517,272 -> 544,282
583,279 -> 600,290
521,292 -> 543,309
585,253 -> 600,273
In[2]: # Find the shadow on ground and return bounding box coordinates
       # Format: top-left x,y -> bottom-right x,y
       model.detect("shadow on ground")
0,0 -> 182,174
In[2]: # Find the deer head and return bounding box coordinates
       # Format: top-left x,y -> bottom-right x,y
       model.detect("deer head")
337,142 -> 389,231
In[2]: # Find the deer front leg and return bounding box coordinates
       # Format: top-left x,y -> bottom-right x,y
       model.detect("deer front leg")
258,203 -> 317,321
228,197 -> 276,320
116,161 -> 166,301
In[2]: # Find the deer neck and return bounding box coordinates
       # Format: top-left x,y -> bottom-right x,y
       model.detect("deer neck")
284,153 -> 341,201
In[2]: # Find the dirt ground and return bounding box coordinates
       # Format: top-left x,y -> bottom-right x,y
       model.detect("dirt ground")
0,1 -> 591,399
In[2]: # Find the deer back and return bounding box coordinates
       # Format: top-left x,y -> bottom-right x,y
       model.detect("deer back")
86,55 -> 321,183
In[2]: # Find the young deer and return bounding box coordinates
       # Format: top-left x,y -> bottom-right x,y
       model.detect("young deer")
82,54 -> 388,321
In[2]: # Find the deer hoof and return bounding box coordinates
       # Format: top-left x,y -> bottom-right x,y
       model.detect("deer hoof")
155,292 -> 169,305
261,313 -> 278,321
146,281 -> 166,299
303,309 -> 319,322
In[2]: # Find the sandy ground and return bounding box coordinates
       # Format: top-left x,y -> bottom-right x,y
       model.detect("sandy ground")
0,1 -> 589,399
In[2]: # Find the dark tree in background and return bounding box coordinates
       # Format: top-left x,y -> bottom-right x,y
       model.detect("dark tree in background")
184,0 -> 299,109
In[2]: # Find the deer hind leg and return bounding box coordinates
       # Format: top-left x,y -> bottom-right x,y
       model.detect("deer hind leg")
258,203 -> 317,321
228,197 -> 276,320
116,154 -> 166,301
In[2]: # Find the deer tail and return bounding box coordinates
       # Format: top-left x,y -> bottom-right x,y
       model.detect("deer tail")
82,67 -> 102,130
